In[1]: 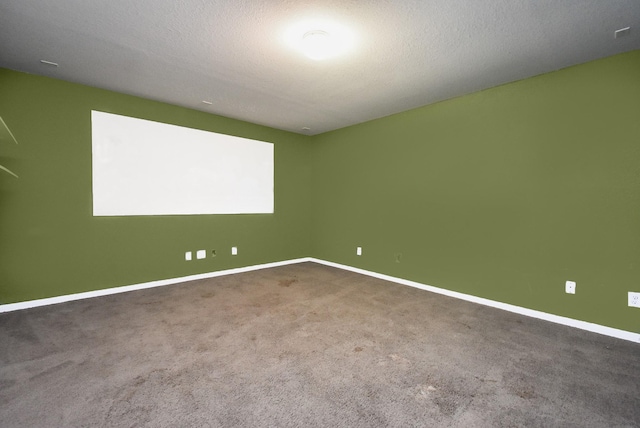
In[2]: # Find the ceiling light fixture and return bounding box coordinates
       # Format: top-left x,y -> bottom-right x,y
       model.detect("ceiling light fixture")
40,60 -> 58,67
202,100 -> 213,105
283,19 -> 356,61
302,30 -> 333,60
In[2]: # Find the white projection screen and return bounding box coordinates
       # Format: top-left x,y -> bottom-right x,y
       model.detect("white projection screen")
92,111 -> 274,216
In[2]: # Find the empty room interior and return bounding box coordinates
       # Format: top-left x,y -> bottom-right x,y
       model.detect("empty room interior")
1,1 -> 639,427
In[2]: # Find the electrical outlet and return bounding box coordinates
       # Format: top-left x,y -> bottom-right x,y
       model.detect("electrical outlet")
185,251 -> 192,261
356,247 -> 362,256
196,250 -> 206,259
629,292 -> 640,308
565,281 -> 576,294
231,246 -> 238,255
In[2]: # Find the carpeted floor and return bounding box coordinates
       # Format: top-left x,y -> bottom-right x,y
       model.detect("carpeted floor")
1,262 -> 639,427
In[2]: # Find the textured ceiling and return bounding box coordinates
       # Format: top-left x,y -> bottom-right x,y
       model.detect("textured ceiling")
1,1 -> 639,135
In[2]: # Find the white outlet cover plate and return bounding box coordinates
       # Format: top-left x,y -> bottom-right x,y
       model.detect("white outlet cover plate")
196,250 -> 206,259
629,292 -> 640,308
185,251 -> 192,261
357,247 -> 362,256
565,281 -> 576,294
231,247 -> 238,255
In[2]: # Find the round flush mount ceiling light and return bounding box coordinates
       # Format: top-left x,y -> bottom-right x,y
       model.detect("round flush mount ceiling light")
283,19 -> 356,61
302,30 -> 333,60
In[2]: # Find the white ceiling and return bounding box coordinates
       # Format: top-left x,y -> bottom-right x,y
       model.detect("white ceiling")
1,1 -> 639,135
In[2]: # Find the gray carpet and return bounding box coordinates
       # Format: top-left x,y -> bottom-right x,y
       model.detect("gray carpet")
1,262 -> 639,427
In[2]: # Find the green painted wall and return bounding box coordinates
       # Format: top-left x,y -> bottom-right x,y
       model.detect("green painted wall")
311,50 -> 640,333
0,69 -> 312,303
2,52 -> 639,333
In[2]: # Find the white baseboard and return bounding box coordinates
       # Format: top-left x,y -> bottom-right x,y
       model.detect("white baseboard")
2,256 -> 637,344
0,257 -> 313,313
308,258 -> 640,344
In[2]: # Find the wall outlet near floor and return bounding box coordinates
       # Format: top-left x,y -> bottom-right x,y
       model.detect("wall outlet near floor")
196,250 -> 206,259
231,246 -> 238,255
185,251 -> 192,261
565,281 -> 576,294
629,292 -> 640,308
356,247 -> 362,256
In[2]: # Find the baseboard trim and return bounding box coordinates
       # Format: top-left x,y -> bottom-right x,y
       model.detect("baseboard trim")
308,258 -> 640,344
2,256 -> 637,344
0,257 -> 313,314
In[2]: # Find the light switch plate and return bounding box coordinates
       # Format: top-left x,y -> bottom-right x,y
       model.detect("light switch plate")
196,250 -> 206,259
